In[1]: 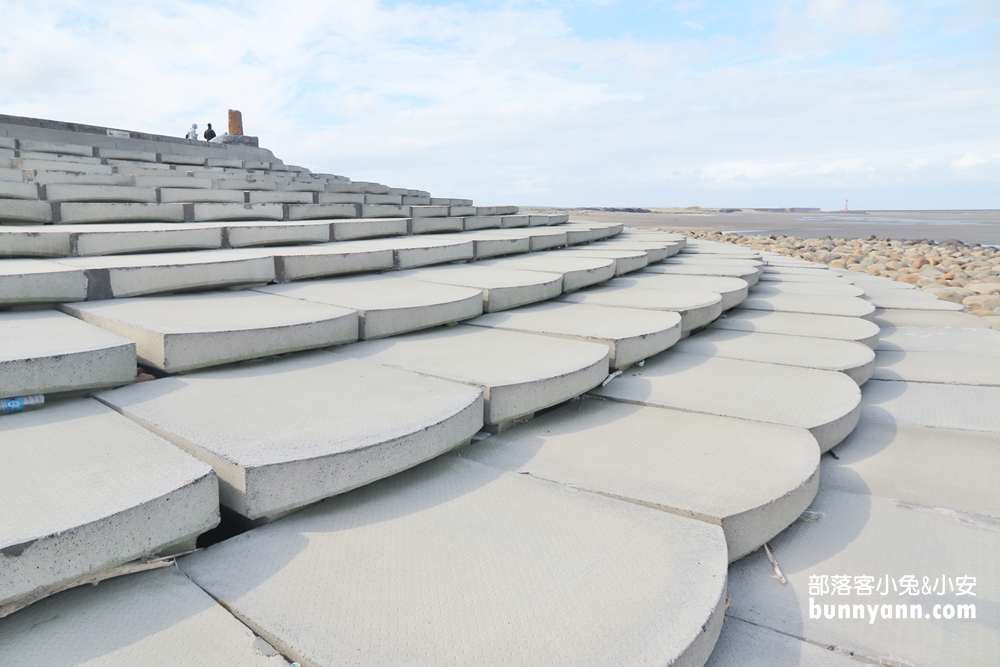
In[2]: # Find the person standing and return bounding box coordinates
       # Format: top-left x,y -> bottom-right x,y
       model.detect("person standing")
185,123 -> 198,140
203,123 -> 217,141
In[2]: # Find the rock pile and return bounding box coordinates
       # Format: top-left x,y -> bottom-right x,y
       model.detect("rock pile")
680,230 -> 1000,329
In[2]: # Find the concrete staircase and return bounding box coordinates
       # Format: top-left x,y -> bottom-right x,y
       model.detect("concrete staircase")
2,119 -> 997,667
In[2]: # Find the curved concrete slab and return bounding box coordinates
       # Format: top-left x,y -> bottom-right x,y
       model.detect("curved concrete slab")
348,236 -> 474,268
762,266 -> 837,277
180,455 -> 728,667
472,227 -> 569,251
400,265 -> 563,312
469,301 -> 682,369
559,284 -> 723,332
646,262 -> 761,286
0,259 -> 87,305
751,282 -> 866,297
61,292 -> 358,373
558,248 -> 649,275
666,256 -> 763,268
608,272 -> 749,310
872,350 -> 1000,386
674,329 -> 876,384
704,616 -> 862,667
0,310 -> 135,397
478,254 -> 615,291
329,217 -> 407,241
97,353 -> 484,520
757,271 -> 847,284
740,293 -> 876,319
840,272 -> 915,289
238,244 -> 394,282
221,220 -> 331,248
339,325 -> 609,426
863,290 -> 965,311
0,568 -> 288,665
872,308 -> 991,329
0,399 -> 218,609
711,309 -> 881,348
260,274 -> 483,339
587,240 -> 676,262
592,352 -> 861,451
861,379 -> 1000,433
680,242 -> 760,257
877,326 -> 1000,354
464,400 -> 819,561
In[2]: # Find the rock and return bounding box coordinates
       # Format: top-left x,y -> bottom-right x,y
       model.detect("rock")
982,316 -> 1000,330
963,294 -> 1000,311
967,283 -> 1000,296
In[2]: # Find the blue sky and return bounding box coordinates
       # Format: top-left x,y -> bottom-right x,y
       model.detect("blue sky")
1,0 -> 998,209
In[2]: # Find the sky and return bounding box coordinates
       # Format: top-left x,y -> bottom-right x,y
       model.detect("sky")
1,1 -> 998,210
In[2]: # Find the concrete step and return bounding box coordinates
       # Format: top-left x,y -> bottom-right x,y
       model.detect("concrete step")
339,325 -> 609,429
840,271 -> 916,289
750,281 -> 865,297
871,350 -> 1000,386
433,231 -> 529,259
500,214 -> 530,228
758,270 -> 848,284
0,568 -> 286,665
43,184 -> 157,203
361,203 -> 409,218
704,616 -> 861,667
872,308 -> 991,329
877,326 -> 1000,354
556,248 -> 648,275
18,139 -> 93,157
711,309 -> 881,348
220,219 -> 330,247
347,235 -> 473,268
287,203 -> 359,220
62,292 -> 358,373
0,199 -> 53,223
665,255 -> 763,268
673,329 -> 876,384
0,399 -> 218,610
159,188 -> 244,203
592,352 -> 861,451
98,353 -> 484,520
401,265 -> 563,312
55,202 -> 185,224
0,182 -> 40,200
238,244 -> 393,282
54,250 -> 276,299
189,202 -> 283,222
469,301 -> 681,369
179,455 -> 727,667
478,253 -> 615,291
587,240 -> 681,262
0,310 -> 135,397
740,293 -> 876,319
862,290 -> 965,311
646,262 -> 761,285
607,272 -> 749,310
465,400 -> 818,561
680,241 -> 760,257
560,284 -> 723,332
330,217 -> 407,241
863,379 -> 1000,433
260,274 -> 483,340
411,216 -> 464,235
462,215 -> 502,230
0,259 -> 87,305
473,227 -> 569,251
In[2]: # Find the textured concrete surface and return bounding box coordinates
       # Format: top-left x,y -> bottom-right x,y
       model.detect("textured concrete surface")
861,379 -> 1000,433
55,250 -> 276,298
740,293 -> 876,319
473,227 -> 569,251
711,309 -> 881,348
260,273 -> 483,339
877,326 -> 1000,354
872,308 -> 991,329
0,310 -> 135,397
751,282 -> 866,297
0,568 -> 289,666
98,353 -> 484,520
726,487 -> 999,667
587,240 -> 677,262
62,292 -> 358,372
872,350 -> 1000,386
238,244 -> 393,282
329,217 -> 407,241
863,290 -> 965,311
758,271 -> 848,284
401,265 -> 563,312
0,222 -> 223,258
348,236 -> 474,268
647,262 -> 761,285
0,258 -> 87,304
464,400 -> 818,560
339,325 -> 609,426
560,284 -> 724,332
222,220 -> 330,248
181,455 -> 728,667
558,248 -> 648,275
607,272 -> 750,310
0,399 -> 218,607
704,617 -> 863,667
469,301 -> 682,369
592,352 -> 861,451
478,254 -> 615,291
674,329 -> 876,384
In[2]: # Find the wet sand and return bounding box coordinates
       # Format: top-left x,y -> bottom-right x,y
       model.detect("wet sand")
533,209 -> 1000,245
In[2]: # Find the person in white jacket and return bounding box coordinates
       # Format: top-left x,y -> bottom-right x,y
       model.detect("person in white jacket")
185,123 -> 198,140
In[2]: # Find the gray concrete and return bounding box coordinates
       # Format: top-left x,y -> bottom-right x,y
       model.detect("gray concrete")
462,215 -> 502,230
259,274 -> 483,339
465,400 -> 818,560
558,248 -> 648,275
751,282 -> 866,297
877,326 -> 1000,354
401,265 -> 563,312
608,272 -> 750,310
339,325 -> 610,426
0,568 -> 290,666
98,353 -> 484,520
592,352 -> 861,451
0,199 -> 53,223
474,227 -> 569,251
436,232 -> 530,259
55,250 -> 276,298
180,454 -> 728,667
587,240 -> 679,262
0,310 -> 135,396
646,262 -> 761,285
704,616 -> 867,667
192,203 -> 283,222
287,203 -> 358,220
411,216 -> 464,235
872,308 -> 991,329
673,329 -> 876,384
57,202 -> 185,224
234,244 -> 393,282
740,293 -> 876,319
159,188 -> 244,203
0,399 -> 218,608
330,217 -> 407,241
872,350 -> 1000,386
469,301 -> 682,369
711,309 -> 881,349
861,379 -> 1000,433
560,284 -> 724,332
222,220 -> 330,247
0,259 -> 87,304
477,254 -> 615,291
862,290 -> 966,311
63,292 -> 358,373
347,236 -> 474,268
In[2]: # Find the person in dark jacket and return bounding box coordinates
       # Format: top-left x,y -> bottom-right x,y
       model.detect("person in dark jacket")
203,123 -> 217,141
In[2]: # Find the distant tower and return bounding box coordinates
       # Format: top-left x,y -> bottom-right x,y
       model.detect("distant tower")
844,199 -> 849,212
